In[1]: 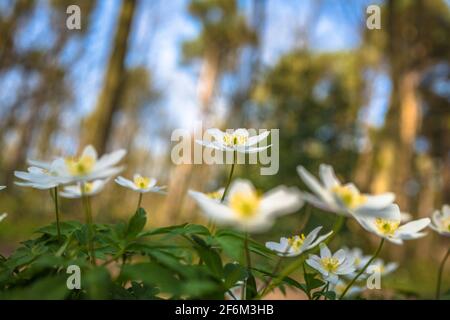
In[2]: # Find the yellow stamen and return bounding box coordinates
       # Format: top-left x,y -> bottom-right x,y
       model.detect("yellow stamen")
222,133 -> 248,147
287,234 -> 306,251
332,185 -> 367,209
321,257 -> 339,273
229,191 -> 260,219
375,218 -> 400,236
83,182 -> 93,193
65,155 -> 95,176
133,176 -> 150,189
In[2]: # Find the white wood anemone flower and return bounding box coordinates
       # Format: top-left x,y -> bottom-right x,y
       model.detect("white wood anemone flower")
14,163 -> 70,190
429,204 -> 450,237
35,145 -> 126,183
60,179 -> 109,199
196,128 -> 271,153
355,204 -> 430,245
189,179 -> 303,233
0,213 -> 6,223
115,174 -> 166,194
265,226 -> 333,257
306,243 -> 356,284
297,164 -> 396,219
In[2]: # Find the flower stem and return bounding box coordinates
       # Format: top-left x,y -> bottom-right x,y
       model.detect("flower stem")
81,184 -> 96,266
242,232 -> 252,300
221,151 -> 237,203
52,186 -> 61,241
340,238 -> 385,300
435,247 -> 450,300
137,193 -> 143,211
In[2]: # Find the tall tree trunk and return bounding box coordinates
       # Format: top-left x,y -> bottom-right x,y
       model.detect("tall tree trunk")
162,51 -> 220,223
81,0 -> 137,153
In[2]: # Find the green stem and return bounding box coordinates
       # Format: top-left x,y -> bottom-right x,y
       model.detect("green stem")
53,187 -> 61,241
81,184 -> 96,266
137,193 -> 143,211
261,215 -> 345,296
242,232 -> 252,300
340,238 -> 385,300
221,151 -> 236,203
436,247 -> 450,300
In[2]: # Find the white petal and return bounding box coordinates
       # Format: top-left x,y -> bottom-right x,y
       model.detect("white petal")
94,149 -> 126,171
319,164 -> 340,189
358,193 -> 395,210
320,243 -> 331,258
189,190 -> 234,223
333,249 -> 347,263
307,231 -> 333,250
81,145 -> 98,160
246,130 -> 270,146
396,218 -> 430,235
354,204 -> 402,220
259,186 -> 303,218
0,213 -> 7,222
237,145 -> 271,154
302,226 -> 323,248
297,166 -> 334,204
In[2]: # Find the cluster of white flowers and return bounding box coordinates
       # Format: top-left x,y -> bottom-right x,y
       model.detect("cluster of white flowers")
13,145 -> 165,199
1,128 -> 448,299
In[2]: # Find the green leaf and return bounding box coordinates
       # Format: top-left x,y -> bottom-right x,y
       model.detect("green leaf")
245,272 -> 257,300
126,208 -> 147,238
223,263 -> 246,289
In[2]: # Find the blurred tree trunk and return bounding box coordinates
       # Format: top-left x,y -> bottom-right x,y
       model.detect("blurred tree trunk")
81,0 -> 137,153
369,0 -> 423,213
162,51 -> 219,223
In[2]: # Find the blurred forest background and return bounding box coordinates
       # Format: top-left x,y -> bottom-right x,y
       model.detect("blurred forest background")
0,0 -> 449,298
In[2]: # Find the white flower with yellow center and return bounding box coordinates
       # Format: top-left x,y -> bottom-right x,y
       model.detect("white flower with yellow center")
265,226 -> 333,257
367,258 -> 398,277
189,179 -> 303,233
59,179 -> 109,199
14,161 -> 71,190
306,244 -> 356,284
49,145 -> 126,183
115,174 -> 166,194
355,204 -> 430,245
196,128 -> 271,153
430,204 -> 450,237
297,164 -> 396,219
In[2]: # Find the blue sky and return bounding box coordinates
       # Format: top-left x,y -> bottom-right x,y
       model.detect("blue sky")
1,0 -> 391,153
65,0 -> 389,128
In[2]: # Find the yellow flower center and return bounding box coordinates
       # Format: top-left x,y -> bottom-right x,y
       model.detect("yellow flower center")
287,234 -> 306,251
223,133 -> 248,147
133,176 -> 150,189
229,191 -> 260,219
375,218 -> 400,236
321,257 -> 339,273
83,182 -> 93,193
332,185 -> 367,209
441,217 -> 450,232
65,155 -> 95,176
